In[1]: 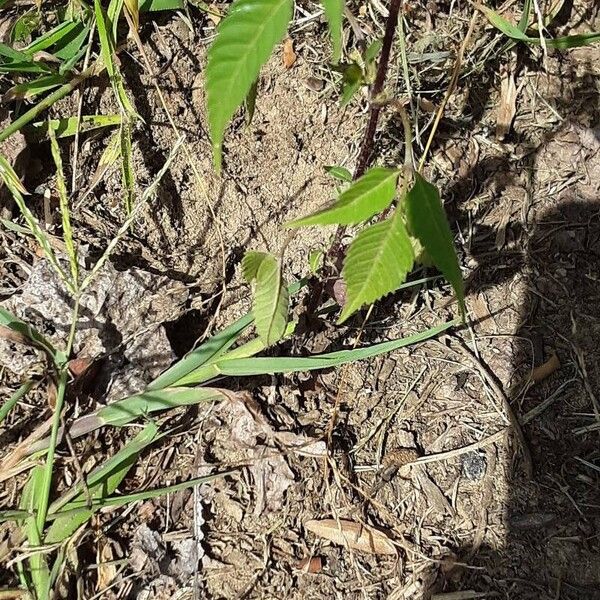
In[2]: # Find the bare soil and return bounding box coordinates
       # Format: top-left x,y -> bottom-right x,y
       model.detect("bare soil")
1,1 -> 600,599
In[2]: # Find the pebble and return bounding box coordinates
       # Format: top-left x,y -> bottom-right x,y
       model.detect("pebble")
461,451 -> 487,481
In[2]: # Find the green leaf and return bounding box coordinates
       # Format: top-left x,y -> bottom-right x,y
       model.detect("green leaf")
324,164 -> 352,182
4,74 -> 67,101
252,254 -> 289,345
475,3 -> 600,48
339,207 -> 414,322
518,0 -> 532,32
364,38 -> 382,64
0,306 -> 65,365
95,0 -> 137,117
28,114 -> 121,140
287,167 -> 399,228
197,318 -> 458,376
148,313 -> 254,390
46,423 -> 158,543
140,0 -> 184,10
320,0 -> 344,62
95,387 -> 227,427
206,0 -> 293,170
23,21 -> 80,56
51,472 -> 229,515
19,465 -> 50,598
242,250 -> 269,282
308,249 -> 324,274
0,154 -> 28,196
405,173 -> 464,315
49,127 -> 78,287
10,11 -> 40,44
340,61 -> 363,106
0,381 -> 34,425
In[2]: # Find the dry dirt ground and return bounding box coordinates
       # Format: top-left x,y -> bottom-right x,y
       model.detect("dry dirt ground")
1,1 -> 600,599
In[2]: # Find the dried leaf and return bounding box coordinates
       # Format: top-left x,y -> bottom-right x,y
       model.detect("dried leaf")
419,97 -> 436,113
297,555 -> 322,573
68,356 -> 94,377
496,65 -> 517,140
282,37 -> 296,69
97,539 -> 117,591
207,3 -> 222,25
0,324 -> 28,346
47,379 -> 57,409
304,519 -> 396,555
531,352 -> 560,383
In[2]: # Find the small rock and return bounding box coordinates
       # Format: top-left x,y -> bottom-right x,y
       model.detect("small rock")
461,451 -> 487,481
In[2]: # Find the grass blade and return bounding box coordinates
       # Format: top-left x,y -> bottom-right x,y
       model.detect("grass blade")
95,0 -> 137,117
0,307 -> 65,366
45,423 -> 158,543
28,114 -> 121,140
19,465 -> 50,598
95,387 -> 227,427
3,74 -> 67,102
476,3 -> 600,48
320,0 -> 344,62
120,119 -> 135,213
189,319 -> 458,377
0,380 -> 34,426
148,312 -> 254,390
50,472 -> 230,516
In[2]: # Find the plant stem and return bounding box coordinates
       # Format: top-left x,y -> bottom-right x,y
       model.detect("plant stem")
35,368 -> 68,532
315,0 -> 403,301
353,0 -> 403,178
35,296 -> 80,533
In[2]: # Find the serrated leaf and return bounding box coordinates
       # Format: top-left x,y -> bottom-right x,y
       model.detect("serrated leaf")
405,173 -> 464,315
242,250 -> 269,282
339,207 -> 414,323
287,167 -> 399,228
320,0 -> 344,62
253,254 -> 289,345
206,0 -> 293,170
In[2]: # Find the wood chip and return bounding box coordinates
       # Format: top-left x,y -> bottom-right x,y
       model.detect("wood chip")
304,519 -> 396,555
282,38 -> 296,69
